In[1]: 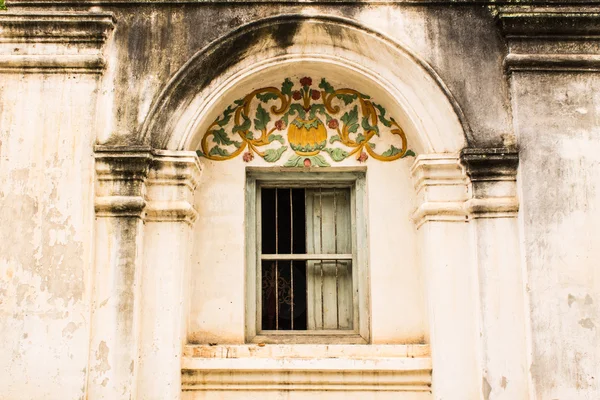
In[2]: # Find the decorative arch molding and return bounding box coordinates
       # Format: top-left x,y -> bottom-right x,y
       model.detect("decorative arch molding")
140,14 -> 471,153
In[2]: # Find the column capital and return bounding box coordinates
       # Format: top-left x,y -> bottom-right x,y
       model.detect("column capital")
461,147 -> 519,219
460,147 -> 518,182
145,150 -> 202,225
411,150 -> 520,226
94,147 -> 202,223
95,148 -> 152,217
410,154 -> 470,227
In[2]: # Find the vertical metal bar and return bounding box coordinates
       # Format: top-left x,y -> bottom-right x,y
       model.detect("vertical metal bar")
275,188 -> 279,330
290,188 -> 294,330
305,189 -> 308,329
334,188 -> 339,329
319,186 -> 324,329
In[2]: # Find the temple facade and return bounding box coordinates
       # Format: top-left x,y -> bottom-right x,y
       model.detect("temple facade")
0,1 -> 599,399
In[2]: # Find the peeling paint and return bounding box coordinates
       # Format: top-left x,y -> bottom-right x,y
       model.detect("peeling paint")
95,341 -> 111,374
482,376 -> 492,400
579,318 -> 595,330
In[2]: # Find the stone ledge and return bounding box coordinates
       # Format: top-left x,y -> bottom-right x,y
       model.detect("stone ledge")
0,12 -> 116,43
182,344 -> 431,392
498,11 -> 600,39
498,9 -> 600,72
460,147 -> 518,182
0,12 -> 115,73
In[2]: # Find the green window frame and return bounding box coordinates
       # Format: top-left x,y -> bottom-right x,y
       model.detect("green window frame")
245,167 -> 370,344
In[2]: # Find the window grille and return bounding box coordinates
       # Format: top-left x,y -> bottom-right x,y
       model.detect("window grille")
260,187 -> 353,331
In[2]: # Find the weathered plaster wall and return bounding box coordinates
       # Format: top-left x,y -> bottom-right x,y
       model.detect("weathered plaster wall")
513,72 -> 600,400
1,3 -> 599,400
0,73 -> 100,399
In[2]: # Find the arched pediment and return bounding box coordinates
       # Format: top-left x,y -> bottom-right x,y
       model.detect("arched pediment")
141,14 -> 470,154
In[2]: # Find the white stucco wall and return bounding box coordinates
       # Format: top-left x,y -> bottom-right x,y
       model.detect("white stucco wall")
188,138 -> 424,344
0,73 -> 99,399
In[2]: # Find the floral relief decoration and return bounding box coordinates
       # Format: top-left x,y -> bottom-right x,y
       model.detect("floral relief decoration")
196,77 -> 416,167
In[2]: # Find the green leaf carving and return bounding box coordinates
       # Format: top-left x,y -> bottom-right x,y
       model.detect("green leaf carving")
287,103 -> 307,119
373,103 -> 393,128
254,104 -> 271,131
211,128 -> 241,148
329,135 -> 341,144
341,106 -> 359,134
256,92 -> 279,103
268,134 -> 285,144
319,78 -> 335,94
356,133 -> 366,144
403,149 -> 416,158
263,146 -> 288,163
309,104 -> 326,119
208,146 -> 230,157
381,145 -> 402,158
281,78 -> 293,96
309,155 -> 330,167
284,155 -> 304,167
233,98 -> 245,106
233,114 -> 251,133
361,116 -> 380,136
368,142 -> 376,149
324,147 -> 349,162
336,93 -> 357,105
217,105 -> 235,127
291,118 -> 319,130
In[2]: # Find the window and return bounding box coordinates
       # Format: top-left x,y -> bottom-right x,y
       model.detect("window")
245,168 -> 369,344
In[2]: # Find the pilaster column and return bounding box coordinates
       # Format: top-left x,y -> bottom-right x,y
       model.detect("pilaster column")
137,151 -> 201,400
461,148 -> 529,400
411,154 -> 481,400
499,9 -> 600,399
89,148 -> 152,399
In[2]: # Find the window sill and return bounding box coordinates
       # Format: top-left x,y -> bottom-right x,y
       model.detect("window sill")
182,344 -> 431,392
250,331 -> 367,344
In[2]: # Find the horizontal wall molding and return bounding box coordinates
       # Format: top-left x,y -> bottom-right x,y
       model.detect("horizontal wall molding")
0,12 -> 115,74
182,344 -> 431,392
0,12 -> 116,43
6,0 -> 599,5
0,54 -> 106,74
498,9 -> 600,73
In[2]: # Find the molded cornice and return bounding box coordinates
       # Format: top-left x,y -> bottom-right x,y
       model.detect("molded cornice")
0,12 -> 115,73
498,8 -> 600,72
6,0 -> 600,5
